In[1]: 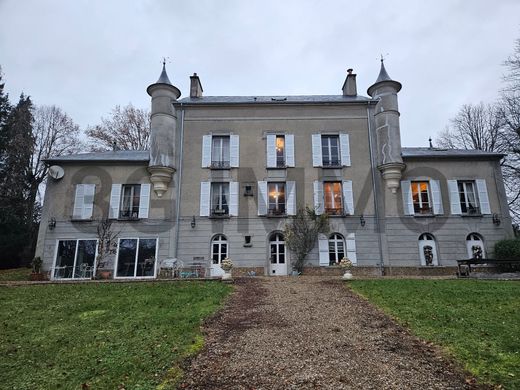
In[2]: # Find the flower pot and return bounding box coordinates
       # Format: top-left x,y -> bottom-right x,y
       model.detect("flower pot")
98,271 -> 112,280
342,271 -> 353,280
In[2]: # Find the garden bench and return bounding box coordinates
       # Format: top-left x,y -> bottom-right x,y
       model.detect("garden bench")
456,258 -> 520,277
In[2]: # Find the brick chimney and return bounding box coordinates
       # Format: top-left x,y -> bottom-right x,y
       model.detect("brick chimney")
190,73 -> 203,98
342,68 -> 357,96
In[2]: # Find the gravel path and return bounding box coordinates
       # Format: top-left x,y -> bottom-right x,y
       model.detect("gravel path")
181,277 -> 483,389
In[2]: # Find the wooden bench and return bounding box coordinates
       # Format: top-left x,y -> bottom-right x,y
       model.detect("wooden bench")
456,258 -> 520,277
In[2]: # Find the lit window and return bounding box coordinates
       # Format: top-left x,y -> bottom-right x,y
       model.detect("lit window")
328,234 -> 345,265
321,135 -> 340,166
276,135 -> 285,167
411,181 -> 432,214
211,183 -> 229,215
268,182 -> 286,215
324,182 -> 343,215
458,181 -> 479,214
120,184 -> 141,219
211,136 -> 230,168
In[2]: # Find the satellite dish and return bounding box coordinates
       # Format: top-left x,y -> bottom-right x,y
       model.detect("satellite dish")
48,165 -> 64,180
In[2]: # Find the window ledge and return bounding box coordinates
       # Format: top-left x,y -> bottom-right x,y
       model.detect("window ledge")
243,243 -> 253,247
70,218 -> 93,222
321,165 -> 343,169
266,166 -> 287,170
461,213 -> 483,218
264,213 -> 287,218
209,215 -> 231,219
413,214 -> 436,218
117,217 -> 141,222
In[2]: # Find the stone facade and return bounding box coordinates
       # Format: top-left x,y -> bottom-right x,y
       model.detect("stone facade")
35,61 -> 514,279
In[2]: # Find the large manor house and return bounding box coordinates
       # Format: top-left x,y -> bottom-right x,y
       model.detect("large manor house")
35,61 -> 513,278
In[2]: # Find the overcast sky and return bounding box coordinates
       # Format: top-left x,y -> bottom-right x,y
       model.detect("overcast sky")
1,0 -> 519,147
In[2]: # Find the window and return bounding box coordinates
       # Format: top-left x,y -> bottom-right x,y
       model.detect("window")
120,185 -> 141,219
269,233 -> 285,264
458,181 -> 479,214
466,233 -> 485,259
211,183 -> 229,215
324,182 -> 343,215
54,239 -> 97,279
328,233 -> 345,265
116,238 -> 157,278
268,182 -> 286,215
72,184 -> 95,220
266,134 -> 295,168
109,184 -> 150,219
275,135 -> 285,167
411,181 -> 432,214
211,136 -> 230,168
321,135 -> 340,167
211,235 -> 227,265
244,185 -> 253,196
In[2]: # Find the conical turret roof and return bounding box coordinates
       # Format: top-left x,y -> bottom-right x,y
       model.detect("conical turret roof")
374,60 -> 392,83
367,59 -> 402,97
147,62 -> 181,99
156,63 -> 172,85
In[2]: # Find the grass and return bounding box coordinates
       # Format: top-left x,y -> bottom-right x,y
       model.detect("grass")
0,267 -> 31,281
349,279 -> 520,389
0,281 -> 232,389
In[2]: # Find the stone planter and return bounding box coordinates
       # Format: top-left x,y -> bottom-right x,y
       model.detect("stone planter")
342,270 -> 353,280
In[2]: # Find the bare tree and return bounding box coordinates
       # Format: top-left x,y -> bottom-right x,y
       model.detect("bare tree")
86,104 -> 151,151
284,206 -> 329,273
95,217 -> 120,278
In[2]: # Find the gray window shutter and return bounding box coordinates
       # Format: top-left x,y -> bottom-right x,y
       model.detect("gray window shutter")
447,180 -> 462,215
266,134 -> 276,168
229,181 -> 239,216
82,184 -> 95,219
138,183 -> 151,219
202,135 -> 212,168
312,134 -> 322,167
430,180 -> 443,215
200,182 -> 211,217
401,180 -> 414,215
230,134 -> 240,167
342,180 -> 354,215
257,181 -> 268,216
318,234 -> 329,266
286,181 -> 296,215
109,184 -> 122,219
285,134 -> 295,167
339,133 -> 351,166
346,233 -> 357,264
476,179 -> 491,214
313,180 -> 324,215
73,185 -> 85,219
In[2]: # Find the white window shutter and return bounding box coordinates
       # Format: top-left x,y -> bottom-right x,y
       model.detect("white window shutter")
346,233 -> 357,264
313,180 -> 324,215
339,133 -> 351,166
200,182 -> 211,217
476,179 -> 491,214
342,180 -> 354,215
266,134 -> 276,168
82,184 -> 95,219
109,184 -> 122,219
230,134 -> 239,167
312,134 -> 322,167
257,181 -> 268,216
447,180 -> 462,215
229,181 -> 239,216
430,180 -> 443,215
401,180 -> 414,215
285,134 -> 295,167
73,185 -> 85,219
138,183 -> 151,219
202,135 -> 212,168
286,181 -> 296,215
318,234 -> 329,266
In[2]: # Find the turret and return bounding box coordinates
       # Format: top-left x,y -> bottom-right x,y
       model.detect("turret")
367,60 -> 405,193
146,62 -> 181,197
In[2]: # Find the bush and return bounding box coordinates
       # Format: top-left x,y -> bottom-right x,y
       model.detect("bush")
495,239 -> 520,260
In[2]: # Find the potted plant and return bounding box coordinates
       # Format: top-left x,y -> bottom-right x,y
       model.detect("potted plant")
30,256 -> 46,281
339,257 -> 353,280
221,257 -> 233,280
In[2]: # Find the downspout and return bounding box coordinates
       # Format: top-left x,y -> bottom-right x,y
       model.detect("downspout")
367,103 -> 385,276
174,104 -> 185,259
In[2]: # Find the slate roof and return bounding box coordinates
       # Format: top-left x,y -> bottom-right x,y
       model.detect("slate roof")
402,147 -> 504,159
178,94 -> 373,105
45,150 -> 149,163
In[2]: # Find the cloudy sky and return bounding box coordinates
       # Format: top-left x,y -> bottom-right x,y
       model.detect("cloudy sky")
1,0 -> 519,147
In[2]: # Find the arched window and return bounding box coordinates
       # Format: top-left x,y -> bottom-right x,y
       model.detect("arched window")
466,233 -> 485,259
211,234 -> 227,265
269,233 -> 285,265
328,233 -> 345,265
418,233 -> 438,266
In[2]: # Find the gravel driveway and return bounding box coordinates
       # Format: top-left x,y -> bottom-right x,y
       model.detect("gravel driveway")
181,277 -> 482,389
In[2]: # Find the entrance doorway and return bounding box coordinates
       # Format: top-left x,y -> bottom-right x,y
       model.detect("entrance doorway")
269,232 -> 287,275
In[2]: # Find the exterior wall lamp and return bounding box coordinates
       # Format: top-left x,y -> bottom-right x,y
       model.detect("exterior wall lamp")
359,215 -> 366,227
48,217 -> 56,230
492,213 -> 501,226
191,216 -> 196,229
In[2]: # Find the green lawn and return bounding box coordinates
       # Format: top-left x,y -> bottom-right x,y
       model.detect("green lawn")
349,279 -> 520,389
0,281 -> 232,389
0,267 -> 31,281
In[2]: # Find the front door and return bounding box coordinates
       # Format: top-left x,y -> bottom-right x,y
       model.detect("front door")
269,233 -> 287,275
210,235 -> 227,277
